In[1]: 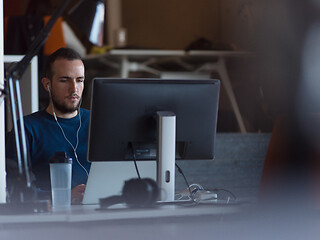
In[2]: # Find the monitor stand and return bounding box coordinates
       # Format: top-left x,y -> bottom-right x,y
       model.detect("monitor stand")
157,111 -> 176,202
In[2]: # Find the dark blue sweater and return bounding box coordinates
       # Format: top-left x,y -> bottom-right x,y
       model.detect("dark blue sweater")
6,109 -> 91,190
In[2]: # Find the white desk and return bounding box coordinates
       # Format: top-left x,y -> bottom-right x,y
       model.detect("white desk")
85,50 -> 253,133
0,203 -> 241,224
0,202 -> 319,240
0,202 -> 252,240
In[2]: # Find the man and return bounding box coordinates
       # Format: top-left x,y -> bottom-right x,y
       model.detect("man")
6,47 -> 90,204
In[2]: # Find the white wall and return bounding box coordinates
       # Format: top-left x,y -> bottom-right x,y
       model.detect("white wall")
4,55 -> 39,131
0,0 -> 7,203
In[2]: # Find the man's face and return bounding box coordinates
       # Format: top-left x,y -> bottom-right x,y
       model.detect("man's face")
49,59 -> 85,114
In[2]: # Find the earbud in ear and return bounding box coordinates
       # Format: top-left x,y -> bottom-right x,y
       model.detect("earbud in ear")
47,84 -> 50,92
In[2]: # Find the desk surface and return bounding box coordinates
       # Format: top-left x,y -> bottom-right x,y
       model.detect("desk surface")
0,202 -> 242,224
0,202 -> 319,240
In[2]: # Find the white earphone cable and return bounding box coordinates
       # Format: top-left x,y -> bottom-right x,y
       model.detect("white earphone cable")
50,90 -> 89,177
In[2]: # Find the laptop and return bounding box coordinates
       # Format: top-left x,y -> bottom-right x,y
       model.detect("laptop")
82,161 -> 157,205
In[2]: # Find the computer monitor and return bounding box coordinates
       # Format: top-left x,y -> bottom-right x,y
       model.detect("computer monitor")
88,78 -> 220,162
85,78 -> 220,203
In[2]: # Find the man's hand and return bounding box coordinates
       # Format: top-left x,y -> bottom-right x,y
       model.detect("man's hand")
71,184 -> 86,204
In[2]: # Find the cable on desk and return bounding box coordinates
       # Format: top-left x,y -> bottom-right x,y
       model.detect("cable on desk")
129,143 -> 141,179
175,163 -> 195,202
174,164 -> 237,204
210,188 -> 237,203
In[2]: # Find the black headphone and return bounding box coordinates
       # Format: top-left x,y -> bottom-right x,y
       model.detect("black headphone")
99,178 -> 159,209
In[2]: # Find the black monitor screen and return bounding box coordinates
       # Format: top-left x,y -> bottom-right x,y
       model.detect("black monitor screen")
87,78 -> 220,162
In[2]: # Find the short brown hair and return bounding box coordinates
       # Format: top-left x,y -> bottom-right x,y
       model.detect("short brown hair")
45,47 -> 83,79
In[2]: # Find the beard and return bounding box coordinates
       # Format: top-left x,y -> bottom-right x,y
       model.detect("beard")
51,93 -> 81,114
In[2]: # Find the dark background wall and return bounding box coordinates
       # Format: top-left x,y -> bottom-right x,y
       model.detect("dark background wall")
4,0 -> 271,133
